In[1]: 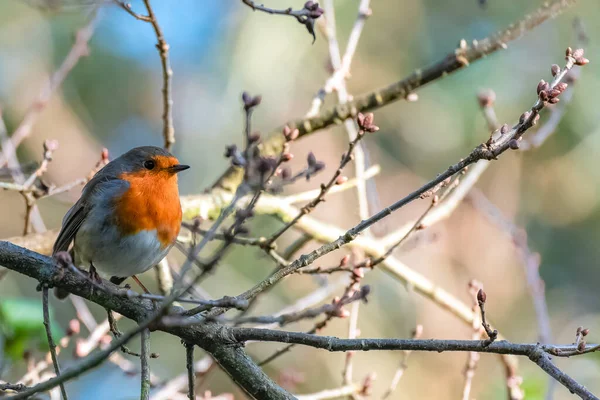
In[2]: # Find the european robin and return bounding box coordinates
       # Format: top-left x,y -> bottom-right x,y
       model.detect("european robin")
52,146 -> 189,298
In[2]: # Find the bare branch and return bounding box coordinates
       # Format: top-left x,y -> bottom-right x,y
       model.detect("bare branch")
264,113 -> 377,247
3,241 -> 600,399
150,356 -> 213,400
476,289 -> 498,344
318,0 -> 374,240
117,0 -> 174,150
241,0 -> 324,42
232,328 -> 600,399
212,0 -> 576,191
382,325 -> 422,399
185,342 -> 195,400
9,321 -> 149,400
142,0 -> 175,150
42,285 -> 68,400
462,282 -> 483,400
230,286 -> 368,327
468,190 -> 552,345
141,329 -> 151,400
114,1 -> 152,22
207,49 -> 582,318
295,383 -> 361,400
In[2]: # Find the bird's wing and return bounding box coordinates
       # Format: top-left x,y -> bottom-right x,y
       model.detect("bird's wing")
52,203 -> 87,255
52,173 -> 125,255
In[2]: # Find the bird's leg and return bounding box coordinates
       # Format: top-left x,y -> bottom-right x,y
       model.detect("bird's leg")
132,275 -> 151,294
88,263 -> 101,284
131,275 -> 158,311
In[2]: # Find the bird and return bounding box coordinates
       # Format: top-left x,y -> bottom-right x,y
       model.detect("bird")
52,146 -> 189,298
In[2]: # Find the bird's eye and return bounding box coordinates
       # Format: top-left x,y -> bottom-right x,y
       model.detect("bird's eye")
144,160 -> 156,170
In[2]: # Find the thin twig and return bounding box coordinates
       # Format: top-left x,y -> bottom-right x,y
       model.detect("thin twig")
319,0 -> 373,237
462,282 -> 483,400
140,329 -> 151,400
236,286 -> 368,327
116,0 -> 173,149
253,277 -> 351,331
232,328 -> 600,399
185,342 -> 195,400
108,309 -> 141,357
210,50 -> 581,316
372,189 -> 440,267
181,295 -> 249,317
141,0 -> 175,150
521,21 -> 584,151
69,305 -> 159,385
378,161 -> 486,250
150,356 -> 213,400
256,274 -> 365,366
0,99 -> 45,234
115,1 -> 152,22
42,285 -> 68,400
10,320 -> 152,400
295,383 -> 361,400
264,115 -> 376,247
382,325 -> 422,399
257,316 -> 334,367
468,191 -> 552,345
476,289 -> 497,344
282,165 -> 380,204
318,3 -> 373,386
241,0 -> 317,18
240,0 -> 324,42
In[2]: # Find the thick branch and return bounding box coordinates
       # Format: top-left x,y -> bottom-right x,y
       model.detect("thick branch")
0,241 -> 294,400
2,242 -> 598,399
231,328 -> 599,399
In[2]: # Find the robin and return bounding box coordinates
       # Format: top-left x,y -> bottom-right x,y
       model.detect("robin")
52,146 -> 189,298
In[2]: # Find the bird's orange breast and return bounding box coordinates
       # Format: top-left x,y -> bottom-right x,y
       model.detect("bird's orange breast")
114,169 -> 182,248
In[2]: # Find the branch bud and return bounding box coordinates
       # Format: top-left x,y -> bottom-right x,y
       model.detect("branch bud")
477,288 -> 486,303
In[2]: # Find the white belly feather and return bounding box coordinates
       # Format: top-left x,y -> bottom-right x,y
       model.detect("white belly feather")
74,223 -> 170,278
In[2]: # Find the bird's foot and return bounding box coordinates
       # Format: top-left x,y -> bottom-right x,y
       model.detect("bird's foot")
88,265 -> 102,284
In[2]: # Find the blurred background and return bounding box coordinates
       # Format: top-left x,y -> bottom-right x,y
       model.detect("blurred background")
1,0 -> 600,399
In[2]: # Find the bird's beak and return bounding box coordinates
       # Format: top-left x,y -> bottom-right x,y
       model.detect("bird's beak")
169,164 -> 190,173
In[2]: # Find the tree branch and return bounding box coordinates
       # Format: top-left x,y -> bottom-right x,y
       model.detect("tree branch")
0,241 -> 294,400
184,342 -> 195,400
141,329 -> 151,400
231,328 -> 599,399
2,241 -> 599,399
142,0 -> 175,150
117,0 -> 174,150
212,0 -> 576,191
42,285 -> 68,400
